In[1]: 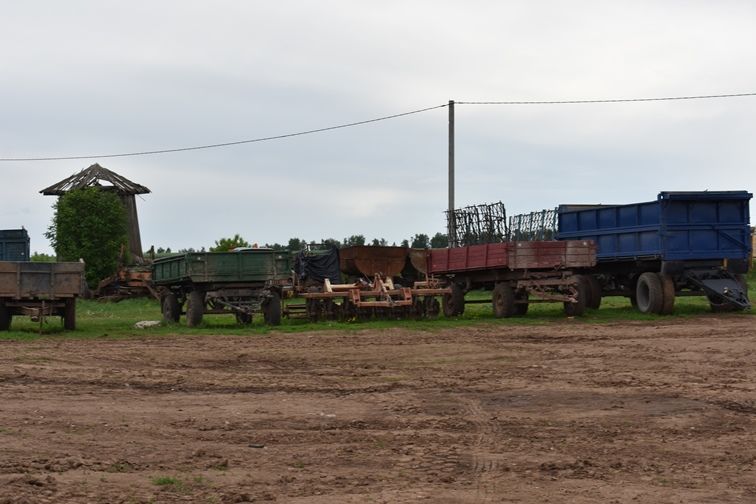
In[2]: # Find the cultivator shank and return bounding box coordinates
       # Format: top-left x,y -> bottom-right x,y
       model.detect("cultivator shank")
298,275 -> 449,321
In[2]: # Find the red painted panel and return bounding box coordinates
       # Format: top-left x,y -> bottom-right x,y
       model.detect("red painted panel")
429,241 -> 596,274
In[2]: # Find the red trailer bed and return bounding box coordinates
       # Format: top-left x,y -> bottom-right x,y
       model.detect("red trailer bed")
429,240 -> 596,274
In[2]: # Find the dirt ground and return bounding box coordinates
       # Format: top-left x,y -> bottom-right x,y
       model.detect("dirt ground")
1,316 -> 755,503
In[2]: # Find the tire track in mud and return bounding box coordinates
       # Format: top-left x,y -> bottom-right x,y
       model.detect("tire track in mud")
460,395 -> 505,503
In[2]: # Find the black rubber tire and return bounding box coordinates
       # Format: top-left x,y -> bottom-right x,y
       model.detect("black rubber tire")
586,275 -> 602,310
424,297 -> 440,319
63,298 -> 76,330
564,275 -> 588,317
514,289 -> 529,316
162,292 -> 180,323
492,283 -> 516,318
657,273 -> 676,315
442,284 -> 465,317
264,291 -> 282,326
235,312 -> 253,325
185,290 -> 205,327
412,298 -> 426,319
635,272 -> 664,314
0,299 -> 11,331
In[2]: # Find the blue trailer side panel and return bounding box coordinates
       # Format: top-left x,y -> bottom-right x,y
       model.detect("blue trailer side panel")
557,191 -> 752,262
0,229 -> 31,262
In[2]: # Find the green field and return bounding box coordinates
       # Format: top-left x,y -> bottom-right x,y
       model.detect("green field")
2,271 -> 754,340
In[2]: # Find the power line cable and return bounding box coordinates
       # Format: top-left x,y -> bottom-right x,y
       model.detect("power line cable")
2,91 -> 755,161
457,92 -> 756,105
0,103 -> 449,162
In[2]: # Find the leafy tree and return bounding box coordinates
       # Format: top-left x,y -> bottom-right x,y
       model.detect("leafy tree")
430,232 -> 449,248
288,237 -> 305,251
210,234 -> 250,252
410,233 -> 430,249
322,238 -> 341,248
343,234 -> 366,246
400,239 -> 409,248
45,187 -> 127,287
30,252 -> 56,262
370,238 -> 388,246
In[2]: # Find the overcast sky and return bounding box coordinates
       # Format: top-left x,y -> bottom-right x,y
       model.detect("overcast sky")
1,1 -> 755,254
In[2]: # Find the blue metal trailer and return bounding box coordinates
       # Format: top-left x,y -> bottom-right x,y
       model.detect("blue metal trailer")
0,229 -> 30,262
557,191 -> 752,313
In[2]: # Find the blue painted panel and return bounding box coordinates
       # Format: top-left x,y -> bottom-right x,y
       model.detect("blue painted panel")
598,208 -> 617,228
557,191 -> 752,262
0,228 -> 30,261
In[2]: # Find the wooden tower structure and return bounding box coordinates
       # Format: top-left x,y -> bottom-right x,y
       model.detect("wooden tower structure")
40,163 -> 150,261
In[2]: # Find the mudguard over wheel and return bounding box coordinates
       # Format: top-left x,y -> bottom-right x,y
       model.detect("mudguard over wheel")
186,290 -> 205,327
162,292 -> 181,323
442,284 -> 465,317
264,291 -> 282,326
492,283 -> 516,318
635,272 -> 664,314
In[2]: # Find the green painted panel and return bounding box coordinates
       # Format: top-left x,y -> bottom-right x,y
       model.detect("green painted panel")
153,250 -> 291,285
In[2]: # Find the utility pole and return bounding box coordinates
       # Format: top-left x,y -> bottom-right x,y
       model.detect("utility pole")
447,100 -> 455,247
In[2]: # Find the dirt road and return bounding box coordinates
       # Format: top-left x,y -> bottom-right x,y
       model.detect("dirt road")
1,316 -> 755,503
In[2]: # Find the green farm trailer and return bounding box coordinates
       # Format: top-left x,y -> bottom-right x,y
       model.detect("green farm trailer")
152,250 -> 292,326
0,261 -> 85,330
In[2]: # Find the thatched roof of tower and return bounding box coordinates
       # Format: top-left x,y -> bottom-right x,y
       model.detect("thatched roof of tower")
40,163 -> 150,196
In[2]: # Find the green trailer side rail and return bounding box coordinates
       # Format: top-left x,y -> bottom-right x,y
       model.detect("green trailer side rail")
152,250 -> 292,327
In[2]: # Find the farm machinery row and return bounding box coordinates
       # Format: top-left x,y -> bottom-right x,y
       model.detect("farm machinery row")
150,240 -> 598,327
149,190 -> 753,327
0,190 -> 752,331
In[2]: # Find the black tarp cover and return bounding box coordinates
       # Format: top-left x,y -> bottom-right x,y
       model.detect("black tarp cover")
294,246 -> 341,284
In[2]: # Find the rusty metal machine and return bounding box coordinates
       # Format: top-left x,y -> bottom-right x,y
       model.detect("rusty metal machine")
290,246 -> 449,321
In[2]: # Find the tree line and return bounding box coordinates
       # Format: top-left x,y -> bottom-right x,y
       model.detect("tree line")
152,232 -> 449,255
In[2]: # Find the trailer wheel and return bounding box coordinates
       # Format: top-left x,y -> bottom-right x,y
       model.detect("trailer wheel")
514,289 -> 529,316
0,299 -> 11,331
635,272 -> 663,314
424,296 -> 440,319
657,273 -> 676,315
564,275 -> 588,317
235,312 -> 253,325
442,284 -> 465,317
492,283 -> 516,318
186,290 -> 205,327
63,298 -> 76,330
264,291 -> 282,326
161,293 -> 180,323
412,298 -> 426,319
586,276 -> 602,310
